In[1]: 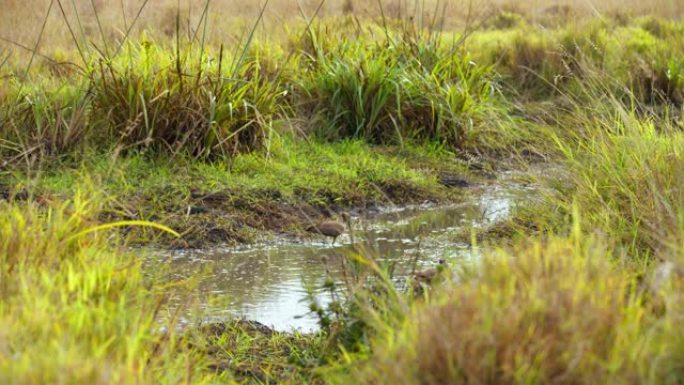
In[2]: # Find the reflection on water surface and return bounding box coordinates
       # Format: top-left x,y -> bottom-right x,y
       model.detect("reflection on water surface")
153,184 -> 532,331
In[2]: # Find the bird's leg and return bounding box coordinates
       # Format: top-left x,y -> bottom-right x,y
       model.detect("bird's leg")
331,236 -> 337,246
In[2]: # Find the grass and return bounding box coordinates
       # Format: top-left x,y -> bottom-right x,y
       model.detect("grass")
465,17 -> 684,104
3,137 -> 464,247
328,233 -> 678,385
1,41 -> 287,163
0,192 -> 333,384
2,3 -> 684,385
296,24 -> 506,149
185,321 -> 327,384
5,13 -> 684,165
552,108 -> 684,260
1,21 -> 521,164
0,194 -> 222,384
3,1 -> 684,58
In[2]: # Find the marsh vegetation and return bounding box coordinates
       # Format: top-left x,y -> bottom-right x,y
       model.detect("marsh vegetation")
2,0 -> 684,384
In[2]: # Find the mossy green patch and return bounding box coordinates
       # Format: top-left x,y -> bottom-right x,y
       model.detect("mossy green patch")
4,138 -> 471,247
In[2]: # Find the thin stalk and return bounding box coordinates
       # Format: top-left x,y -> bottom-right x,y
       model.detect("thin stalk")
24,0 -> 54,80
230,0 -> 270,79
192,0 -> 211,44
57,0 -> 87,66
377,0 -> 392,44
196,0 -> 211,86
0,50 -> 10,72
294,0 -> 327,64
90,0 -> 111,58
70,0 -> 89,56
120,0 -> 128,32
175,0 -> 184,94
0,36 -> 81,72
112,0 -> 151,59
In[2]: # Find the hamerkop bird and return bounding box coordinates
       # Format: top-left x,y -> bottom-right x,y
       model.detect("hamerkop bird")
307,213 -> 351,245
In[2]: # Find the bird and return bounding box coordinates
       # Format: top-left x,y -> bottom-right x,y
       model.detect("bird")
306,212 -> 351,245
413,259 -> 448,288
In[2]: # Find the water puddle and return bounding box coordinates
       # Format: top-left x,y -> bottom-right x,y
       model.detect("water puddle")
152,182 -> 534,332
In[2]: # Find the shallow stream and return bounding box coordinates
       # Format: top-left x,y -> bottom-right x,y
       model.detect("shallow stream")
154,181 -> 534,332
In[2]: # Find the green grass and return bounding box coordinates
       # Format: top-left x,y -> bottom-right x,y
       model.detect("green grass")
5,15 -> 682,166
0,194 -> 223,384
295,25 -> 507,150
31,138 -> 449,204
0,192 -> 333,384
185,321 -> 327,384
3,11 -> 684,385
325,232 -> 684,385
1,42 -> 287,163
3,137 -> 464,246
466,17 -> 684,104
551,110 -> 684,260
7,15 -> 683,166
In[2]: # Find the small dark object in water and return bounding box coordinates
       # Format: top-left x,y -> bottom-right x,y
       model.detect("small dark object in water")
307,213 -> 351,245
438,173 -> 470,188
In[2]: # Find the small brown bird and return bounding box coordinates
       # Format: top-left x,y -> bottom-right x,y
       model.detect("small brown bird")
413,259 -> 448,286
307,213 -> 351,245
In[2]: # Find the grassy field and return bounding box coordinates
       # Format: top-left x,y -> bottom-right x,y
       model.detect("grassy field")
2,1 -> 684,384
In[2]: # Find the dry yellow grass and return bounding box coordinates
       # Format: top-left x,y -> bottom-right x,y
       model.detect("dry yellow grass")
2,0 -> 683,60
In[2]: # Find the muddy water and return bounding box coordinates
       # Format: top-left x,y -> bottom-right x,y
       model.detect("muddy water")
158,183 -> 530,332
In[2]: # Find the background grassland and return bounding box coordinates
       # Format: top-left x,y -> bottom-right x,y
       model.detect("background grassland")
2,0 -> 684,55
2,1 -> 684,384
7,16 -> 684,166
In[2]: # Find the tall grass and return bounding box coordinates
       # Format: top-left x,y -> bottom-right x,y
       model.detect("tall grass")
3,6 -> 684,385
320,234 -> 684,385
287,16 -> 684,385
90,43 -> 285,158
4,15 -> 684,165
552,110 -> 684,259
511,38 -> 684,260
0,42 -> 286,164
0,193 -> 223,384
468,17 -> 684,104
296,23 -> 509,151
3,0 -> 684,56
